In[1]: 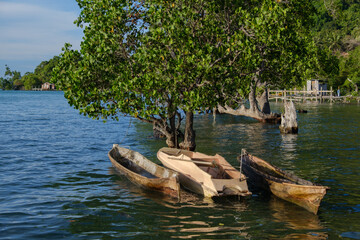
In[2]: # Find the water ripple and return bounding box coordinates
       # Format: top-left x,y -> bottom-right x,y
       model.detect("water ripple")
0,92 -> 359,239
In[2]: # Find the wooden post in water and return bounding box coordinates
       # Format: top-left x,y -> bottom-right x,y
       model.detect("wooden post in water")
330,86 -> 333,103
320,87 -> 323,103
303,86 -> 306,103
213,107 -> 217,122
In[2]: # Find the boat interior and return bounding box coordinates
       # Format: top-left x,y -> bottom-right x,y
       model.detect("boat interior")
243,153 -> 315,186
160,148 -> 232,180
110,148 -> 158,179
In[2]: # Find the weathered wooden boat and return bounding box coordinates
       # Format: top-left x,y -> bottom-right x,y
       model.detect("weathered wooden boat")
108,144 -> 180,198
157,147 -> 251,198
239,150 -> 329,214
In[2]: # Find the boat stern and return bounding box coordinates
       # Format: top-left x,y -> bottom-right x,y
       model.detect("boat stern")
213,178 -> 252,197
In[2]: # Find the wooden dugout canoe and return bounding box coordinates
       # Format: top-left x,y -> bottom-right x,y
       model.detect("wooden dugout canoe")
108,144 -> 180,198
157,147 -> 251,198
239,150 -> 329,214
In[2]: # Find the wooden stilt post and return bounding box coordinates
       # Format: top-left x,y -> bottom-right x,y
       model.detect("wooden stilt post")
213,107 -> 216,122
303,86 -> 306,103
330,86 -> 333,103
320,87 -> 323,103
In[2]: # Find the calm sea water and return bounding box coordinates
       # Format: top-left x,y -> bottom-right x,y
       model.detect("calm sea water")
0,91 -> 359,239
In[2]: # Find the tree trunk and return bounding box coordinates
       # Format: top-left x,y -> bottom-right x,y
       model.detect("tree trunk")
217,78 -> 280,123
257,87 -> 271,114
217,102 -> 280,123
179,111 -> 196,151
153,123 -> 166,138
152,119 -> 177,148
169,114 -> 177,148
248,83 -> 259,113
279,100 -> 298,134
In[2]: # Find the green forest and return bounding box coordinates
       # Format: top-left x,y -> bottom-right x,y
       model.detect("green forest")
312,0 -> 360,95
0,56 -> 59,90
1,0 -> 359,95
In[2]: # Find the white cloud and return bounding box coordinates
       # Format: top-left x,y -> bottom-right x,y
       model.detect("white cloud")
0,1 -> 82,63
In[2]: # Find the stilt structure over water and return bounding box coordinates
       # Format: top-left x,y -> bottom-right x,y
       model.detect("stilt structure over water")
269,87 -> 360,103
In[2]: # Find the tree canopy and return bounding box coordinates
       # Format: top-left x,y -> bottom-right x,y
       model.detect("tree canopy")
338,45 -> 360,93
54,0 -> 320,149
313,0 -> 360,53
22,73 -> 42,90
214,0 -> 318,120
0,65 -> 21,90
34,56 -> 60,84
312,0 -> 360,93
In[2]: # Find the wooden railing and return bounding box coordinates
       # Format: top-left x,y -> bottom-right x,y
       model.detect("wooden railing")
268,87 -> 347,103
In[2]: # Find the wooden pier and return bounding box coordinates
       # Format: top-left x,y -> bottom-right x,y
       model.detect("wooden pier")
269,87 -> 360,103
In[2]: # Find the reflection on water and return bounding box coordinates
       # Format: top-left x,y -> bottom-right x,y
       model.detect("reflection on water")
109,167 -> 252,239
280,232 -> 328,240
109,164 -> 331,239
280,133 -> 298,161
269,196 -> 323,230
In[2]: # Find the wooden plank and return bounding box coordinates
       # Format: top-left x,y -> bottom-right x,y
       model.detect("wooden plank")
167,156 -> 214,166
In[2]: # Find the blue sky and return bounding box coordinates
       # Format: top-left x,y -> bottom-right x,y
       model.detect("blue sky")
0,0 -> 83,76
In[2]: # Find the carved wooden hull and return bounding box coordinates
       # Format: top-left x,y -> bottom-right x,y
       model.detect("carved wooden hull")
157,148 -> 251,198
240,151 -> 328,214
108,144 -> 180,199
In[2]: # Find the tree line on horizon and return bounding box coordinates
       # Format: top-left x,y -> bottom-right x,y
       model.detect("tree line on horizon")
0,56 -> 59,90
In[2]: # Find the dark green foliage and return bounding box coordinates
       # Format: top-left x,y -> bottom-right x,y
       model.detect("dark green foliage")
53,0 -> 318,120
312,0 -> 360,93
338,45 -> 360,94
34,56 -> 60,83
312,0 -> 360,52
0,65 -> 22,90
22,73 -> 42,90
